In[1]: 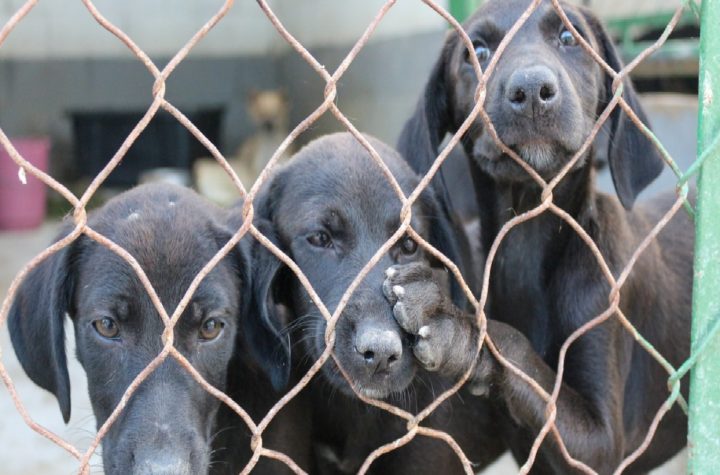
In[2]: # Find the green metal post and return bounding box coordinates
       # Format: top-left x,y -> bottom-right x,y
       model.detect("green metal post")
688,0 -> 720,472
448,0 -> 482,22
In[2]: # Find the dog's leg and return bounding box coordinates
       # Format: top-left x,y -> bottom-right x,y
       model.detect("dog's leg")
383,263 -> 624,473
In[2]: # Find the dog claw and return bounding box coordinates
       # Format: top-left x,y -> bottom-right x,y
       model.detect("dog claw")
382,280 -> 394,301
385,267 -> 397,278
392,285 -> 405,298
418,326 -> 431,339
394,302 -> 407,325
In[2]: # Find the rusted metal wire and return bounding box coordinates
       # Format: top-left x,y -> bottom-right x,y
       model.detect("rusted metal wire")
0,0 -> 703,474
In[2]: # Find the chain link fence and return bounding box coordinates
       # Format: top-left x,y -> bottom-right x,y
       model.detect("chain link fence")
0,0 -> 715,474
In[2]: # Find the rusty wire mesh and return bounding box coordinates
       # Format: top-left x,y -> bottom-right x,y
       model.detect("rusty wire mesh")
0,0 -> 707,474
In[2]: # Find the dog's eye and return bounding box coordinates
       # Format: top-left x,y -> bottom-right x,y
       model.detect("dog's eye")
471,42 -> 491,62
559,28 -> 578,47
307,231 -> 333,249
400,236 -> 418,255
92,317 -> 120,339
199,318 -> 224,341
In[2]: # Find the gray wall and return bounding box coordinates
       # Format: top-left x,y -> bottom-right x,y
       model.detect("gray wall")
0,0 -> 697,190
0,0 -> 447,182
280,30 -> 445,146
0,56 -> 279,179
0,29 -> 444,179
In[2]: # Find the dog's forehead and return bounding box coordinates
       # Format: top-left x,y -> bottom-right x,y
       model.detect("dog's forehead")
470,0 -> 590,37
277,169 -> 402,230
270,134 -> 430,240
75,241 -> 236,325
282,137 -> 414,198
77,188 -> 238,314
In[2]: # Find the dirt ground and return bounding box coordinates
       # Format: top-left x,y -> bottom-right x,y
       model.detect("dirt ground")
0,223 -> 687,474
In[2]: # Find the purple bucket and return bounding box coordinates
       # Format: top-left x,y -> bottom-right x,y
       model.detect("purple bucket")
0,138 -> 50,230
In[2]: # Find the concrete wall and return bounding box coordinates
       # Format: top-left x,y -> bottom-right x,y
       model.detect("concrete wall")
278,29 -> 446,146
0,0 -> 275,59
0,56 -> 280,179
0,0 -> 449,180
0,0 -> 445,59
0,0 -> 698,185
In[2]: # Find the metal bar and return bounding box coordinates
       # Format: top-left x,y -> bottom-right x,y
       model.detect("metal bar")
688,0 -> 720,472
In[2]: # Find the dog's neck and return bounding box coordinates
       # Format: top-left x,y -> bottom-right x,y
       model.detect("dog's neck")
474,158 -> 596,250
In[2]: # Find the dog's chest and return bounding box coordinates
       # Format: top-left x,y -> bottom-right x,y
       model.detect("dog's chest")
489,217 -> 558,358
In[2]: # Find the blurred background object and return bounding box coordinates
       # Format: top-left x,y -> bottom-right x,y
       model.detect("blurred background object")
0,137 -> 50,230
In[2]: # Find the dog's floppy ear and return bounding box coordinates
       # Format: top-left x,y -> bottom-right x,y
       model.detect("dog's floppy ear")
209,218 -> 254,319
583,9 -> 664,209
398,32 -> 455,179
246,220 -> 292,392
398,33 -> 474,280
232,176 -> 292,392
421,187 -> 476,308
8,227 -> 77,423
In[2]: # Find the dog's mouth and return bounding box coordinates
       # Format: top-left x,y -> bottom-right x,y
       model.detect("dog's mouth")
353,364 -> 417,399
315,356 -> 417,400
471,131 -> 583,179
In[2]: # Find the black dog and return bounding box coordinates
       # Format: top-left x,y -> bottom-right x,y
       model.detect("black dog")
8,184 -> 310,474
391,0 -> 693,473
243,132 -> 505,474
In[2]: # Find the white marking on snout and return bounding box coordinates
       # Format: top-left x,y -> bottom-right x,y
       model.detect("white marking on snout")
127,211 -> 140,221
358,386 -> 389,399
168,200 -> 176,207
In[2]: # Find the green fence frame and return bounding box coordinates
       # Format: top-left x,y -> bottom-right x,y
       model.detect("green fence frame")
688,0 -> 720,472
448,0 -> 482,22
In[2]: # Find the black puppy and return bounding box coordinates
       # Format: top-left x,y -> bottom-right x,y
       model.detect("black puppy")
244,132 -> 504,474
8,184 -> 309,474
392,0 -> 693,473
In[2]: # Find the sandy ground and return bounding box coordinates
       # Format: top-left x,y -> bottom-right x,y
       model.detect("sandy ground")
0,223 -> 687,474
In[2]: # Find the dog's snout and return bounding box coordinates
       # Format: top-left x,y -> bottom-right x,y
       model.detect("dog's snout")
505,65 -> 560,117
120,417 -> 207,475
354,327 -> 402,373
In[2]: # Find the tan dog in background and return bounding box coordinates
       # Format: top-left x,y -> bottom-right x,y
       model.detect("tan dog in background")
195,90 -> 293,204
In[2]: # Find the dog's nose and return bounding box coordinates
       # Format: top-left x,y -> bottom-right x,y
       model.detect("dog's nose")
354,327 -> 402,373
505,65 -> 560,117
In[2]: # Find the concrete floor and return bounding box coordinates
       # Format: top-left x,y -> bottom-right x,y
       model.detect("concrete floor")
0,222 -> 101,475
0,223 -> 687,474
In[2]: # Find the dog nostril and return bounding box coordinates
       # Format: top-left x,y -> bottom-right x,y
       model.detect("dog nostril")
539,85 -> 555,101
363,350 -> 375,362
510,88 -> 526,104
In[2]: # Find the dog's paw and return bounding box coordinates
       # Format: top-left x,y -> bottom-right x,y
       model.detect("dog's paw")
383,263 -> 465,372
383,263 -> 440,330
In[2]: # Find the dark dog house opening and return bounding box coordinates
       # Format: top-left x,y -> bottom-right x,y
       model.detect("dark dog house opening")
71,108 -> 224,187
